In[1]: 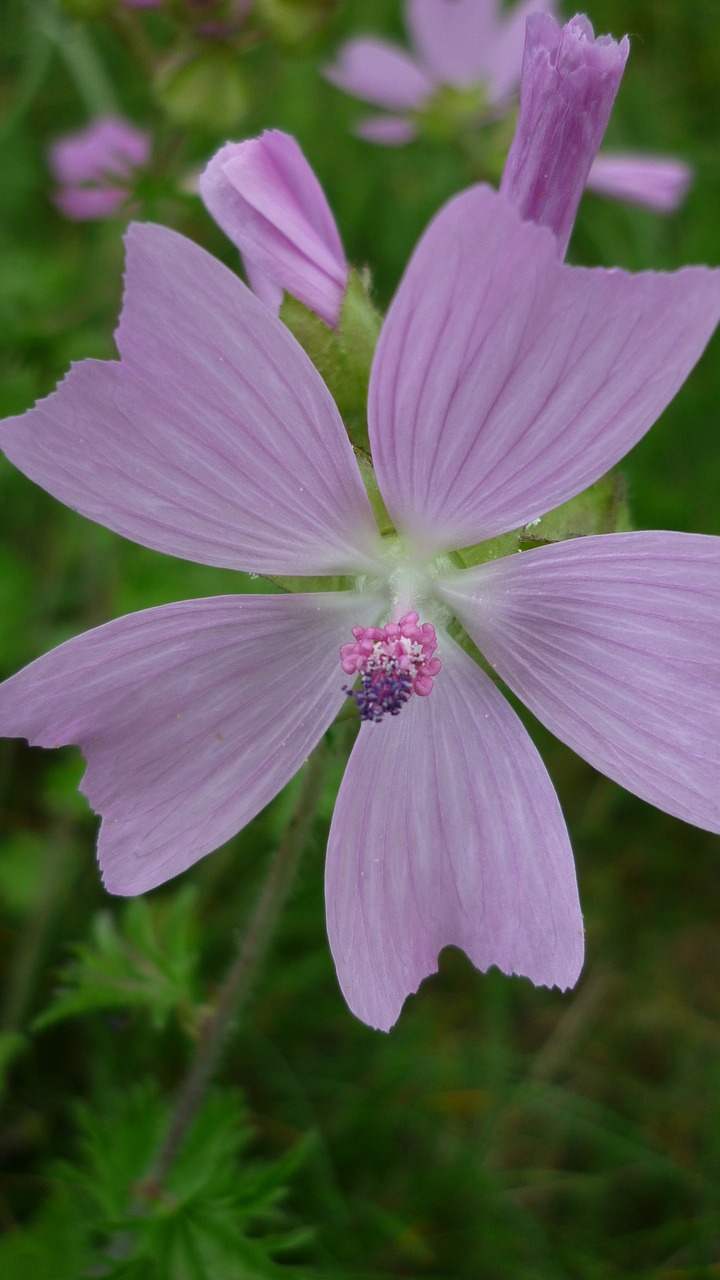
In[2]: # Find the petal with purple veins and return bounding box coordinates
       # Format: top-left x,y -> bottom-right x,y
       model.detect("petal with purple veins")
490,0 -> 559,103
0,223 -> 381,577
500,13 -> 628,256
368,185 -> 720,557
326,633 -> 583,1032
0,591 -> 377,895
440,532 -> 720,834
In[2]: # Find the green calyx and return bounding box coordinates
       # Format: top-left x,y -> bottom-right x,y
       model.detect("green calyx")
279,266 -> 382,452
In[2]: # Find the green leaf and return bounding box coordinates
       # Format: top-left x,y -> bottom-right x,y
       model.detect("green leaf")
0,1030 -> 26,1099
56,1083 -> 313,1277
34,888 -> 202,1032
0,1189 -> 92,1280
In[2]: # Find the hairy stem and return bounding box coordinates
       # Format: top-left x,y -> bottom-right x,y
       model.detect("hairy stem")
143,739 -> 334,1190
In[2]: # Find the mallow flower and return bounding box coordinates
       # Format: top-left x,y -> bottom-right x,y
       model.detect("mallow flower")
49,116 -> 151,222
325,0 -> 692,214
2,168 -> 720,1030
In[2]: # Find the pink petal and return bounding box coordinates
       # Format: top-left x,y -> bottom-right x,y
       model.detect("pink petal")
244,257 -> 284,312
0,592 -> 375,895
490,0 -> 559,103
440,532 -> 720,833
355,114 -> 419,146
500,13 -> 628,257
368,185 -> 720,556
326,634 -> 583,1031
53,185 -> 128,221
405,0 -> 498,87
200,133 -> 347,328
0,223 -> 381,577
324,37 -> 435,111
587,153 -> 693,213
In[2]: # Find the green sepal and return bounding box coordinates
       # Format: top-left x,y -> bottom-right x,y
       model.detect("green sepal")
414,82 -> 491,144
353,447 -> 394,536
279,266 -> 382,451
259,572 -> 354,594
451,473 -> 631,571
518,472 -> 631,546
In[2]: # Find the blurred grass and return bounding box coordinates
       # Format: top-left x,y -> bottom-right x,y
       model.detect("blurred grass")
1,0 -> 720,1276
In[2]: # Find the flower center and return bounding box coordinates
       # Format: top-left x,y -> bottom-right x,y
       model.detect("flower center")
340,611 -> 441,723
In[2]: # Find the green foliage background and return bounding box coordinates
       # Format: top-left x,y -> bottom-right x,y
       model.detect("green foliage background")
1,1 -> 720,1275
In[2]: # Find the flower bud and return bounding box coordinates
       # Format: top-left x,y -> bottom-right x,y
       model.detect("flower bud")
200,130 -> 348,327
500,12 -> 628,257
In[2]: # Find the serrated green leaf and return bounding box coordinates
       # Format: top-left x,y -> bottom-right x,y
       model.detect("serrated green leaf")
0,1188 -> 92,1280
55,1083 -> 312,1277
234,1131 -> 317,1215
34,888 -> 202,1032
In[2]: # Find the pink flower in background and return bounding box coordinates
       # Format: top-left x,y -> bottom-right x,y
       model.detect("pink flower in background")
200,131 -> 348,327
326,0 -> 556,144
49,116 -> 150,221
326,0 -> 692,214
1,156 -> 720,1028
586,153 -> 693,212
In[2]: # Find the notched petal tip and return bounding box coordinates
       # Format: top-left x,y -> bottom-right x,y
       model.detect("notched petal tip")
0,592 -> 375,899
327,636 -> 584,1031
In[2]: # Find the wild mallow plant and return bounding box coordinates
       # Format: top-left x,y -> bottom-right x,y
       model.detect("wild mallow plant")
325,0 -> 692,213
1,16 -> 720,1034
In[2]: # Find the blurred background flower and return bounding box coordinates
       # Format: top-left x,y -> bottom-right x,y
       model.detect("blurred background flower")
48,115 -> 150,219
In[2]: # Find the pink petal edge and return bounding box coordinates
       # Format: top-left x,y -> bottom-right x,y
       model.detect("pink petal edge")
0,223 -> 381,577
0,591 -> 378,895
439,532 -> 720,833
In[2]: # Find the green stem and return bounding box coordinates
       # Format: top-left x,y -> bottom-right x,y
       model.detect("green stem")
0,818 -> 79,1034
40,4 -> 119,117
142,739 -> 334,1191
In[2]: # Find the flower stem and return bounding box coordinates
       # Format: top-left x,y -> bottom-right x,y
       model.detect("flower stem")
142,739 -> 334,1191
40,5 -> 119,117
